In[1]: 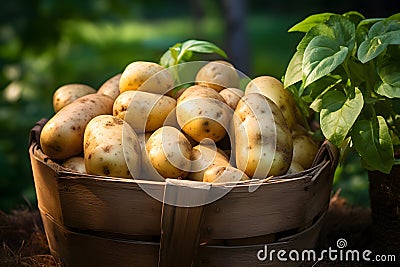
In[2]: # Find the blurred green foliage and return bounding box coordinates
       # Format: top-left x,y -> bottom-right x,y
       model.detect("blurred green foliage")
2,0 -> 396,211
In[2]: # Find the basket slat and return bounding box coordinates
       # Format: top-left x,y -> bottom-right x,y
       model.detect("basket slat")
159,179 -> 210,266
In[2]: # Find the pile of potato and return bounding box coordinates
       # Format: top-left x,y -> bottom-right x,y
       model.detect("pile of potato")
40,60 -> 319,183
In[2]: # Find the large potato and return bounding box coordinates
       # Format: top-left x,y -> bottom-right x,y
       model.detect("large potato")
188,144 -> 229,182
84,115 -> 141,178
234,93 -> 293,178
41,94 -> 113,160
219,87 -> 244,110
245,76 -> 297,130
62,156 -> 86,173
195,61 -> 240,92
113,91 -> 176,133
98,73 -> 121,101
52,84 -> 96,112
119,61 -> 174,94
176,85 -> 230,142
145,126 -> 192,179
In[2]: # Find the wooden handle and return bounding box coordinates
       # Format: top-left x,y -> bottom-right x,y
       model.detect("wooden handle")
311,140 -> 339,172
29,118 -> 48,149
158,179 -> 211,267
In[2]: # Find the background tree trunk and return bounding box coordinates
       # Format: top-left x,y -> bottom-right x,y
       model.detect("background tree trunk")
221,0 -> 251,75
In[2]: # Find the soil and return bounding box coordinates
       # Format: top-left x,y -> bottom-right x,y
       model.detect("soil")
0,192 -> 380,267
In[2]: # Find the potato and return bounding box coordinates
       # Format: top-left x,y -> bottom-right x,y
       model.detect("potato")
145,126 -> 192,179
188,144 -> 229,182
119,61 -> 174,94
195,61 -> 240,92
98,73 -> 121,101
292,134 -> 319,170
219,87 -> 244,110
62,156 -> 86,173
113,91 -> 176,133
245,76 -> 297,130
176,85 -> 230,142
84,115 -> 141,178
41,94 -> 113,160
286,161 -> 304,175
52,83 -> 96,112
233,93 -> 293,178
203,165 -> 250,183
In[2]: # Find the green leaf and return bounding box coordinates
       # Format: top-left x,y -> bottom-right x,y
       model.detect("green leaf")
297,23 -> 335,52
302,36 -> 349,87
160,50 -> 174,68
376,83 -> 400,98
355,18 -> 382,45
357,19 -> 400,63
342,11 -> 365,26
288,13 -> 334,33
177,40 -> 227,63
369,19 -> 400,37
351,116 -> 394,173
376,57 -> 400,98
305,76 -> 343,112
159,40 -> 227,68
284,50 -> 303,88
320,87 -> 364,146
347,56 -> 369,85
302,75 -> 342,99
326,15 -> 356,48
159,43 -> 182,68
388,13 -> 400,21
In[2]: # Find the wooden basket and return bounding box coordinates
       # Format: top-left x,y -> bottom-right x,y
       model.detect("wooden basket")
29,119 -> 338,266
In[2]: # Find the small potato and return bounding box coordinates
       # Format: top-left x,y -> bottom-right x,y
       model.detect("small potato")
286,161 -> 304,175
53,84 -> 96,112
292,134 -> 319,170
62,156 -> 86,173
188,144 -> 229,182
196,61 -> 240,92
113,91 -> 176,133
203,165 -> 250,183
145,126 -> 192,179
119,61 -> 174,94
176,85 -> 230,142
219,87 -> 244,110
41,94 -> 113,160
98,73 -> 121,101
84,115 -> 141,178
234,93 -> 293,178
245,76 -> 297,130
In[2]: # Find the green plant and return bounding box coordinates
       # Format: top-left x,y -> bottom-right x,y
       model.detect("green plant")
160,39 -> 227,67
284,11 -> 400,174
159,39 -> 228,93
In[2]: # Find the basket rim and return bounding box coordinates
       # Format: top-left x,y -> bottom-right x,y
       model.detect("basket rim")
30,140 -> 330,189
29,117 -> 338,189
